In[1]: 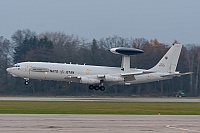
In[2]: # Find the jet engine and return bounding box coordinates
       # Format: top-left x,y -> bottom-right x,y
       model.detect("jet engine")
80,77 -> 100,84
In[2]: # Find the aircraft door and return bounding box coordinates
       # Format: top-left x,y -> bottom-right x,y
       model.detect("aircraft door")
24,64 -> 32,75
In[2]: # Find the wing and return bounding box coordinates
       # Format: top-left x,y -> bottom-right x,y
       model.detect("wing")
121,71 -> 154,77
64,75 -> 101,84
63,71 -> 154,84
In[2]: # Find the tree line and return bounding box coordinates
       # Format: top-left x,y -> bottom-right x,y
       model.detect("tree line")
0,29 -> 199,96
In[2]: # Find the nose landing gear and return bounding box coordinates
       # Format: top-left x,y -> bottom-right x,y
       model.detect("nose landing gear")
24,79 -> 29,85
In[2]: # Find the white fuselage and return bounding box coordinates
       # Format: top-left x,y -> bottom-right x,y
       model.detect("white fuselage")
6,44 -> 187,90
7,62 -> 171,85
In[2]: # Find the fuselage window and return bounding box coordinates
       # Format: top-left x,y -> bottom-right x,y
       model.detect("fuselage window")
13,64 -> 20,67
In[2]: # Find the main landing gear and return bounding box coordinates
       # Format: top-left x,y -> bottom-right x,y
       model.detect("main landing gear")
88,85 -> 106,91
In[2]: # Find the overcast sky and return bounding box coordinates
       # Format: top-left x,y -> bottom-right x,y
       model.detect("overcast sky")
0,0 -> 199,44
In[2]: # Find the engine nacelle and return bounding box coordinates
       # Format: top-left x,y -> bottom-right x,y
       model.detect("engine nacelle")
105,75 -> 124,82
80,77 -> 100,84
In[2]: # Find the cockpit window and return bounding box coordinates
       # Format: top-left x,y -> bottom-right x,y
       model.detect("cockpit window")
13,64 -> 20,67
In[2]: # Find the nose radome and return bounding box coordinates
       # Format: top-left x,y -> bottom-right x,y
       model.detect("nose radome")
6,68 -> 11,73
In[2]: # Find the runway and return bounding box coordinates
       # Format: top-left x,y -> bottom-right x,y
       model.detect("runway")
0,115 -> 199,133
0,98 -> 199,132
0,97 -> 199,102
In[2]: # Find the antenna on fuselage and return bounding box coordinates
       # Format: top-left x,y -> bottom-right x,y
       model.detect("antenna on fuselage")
109,47 -> 144,71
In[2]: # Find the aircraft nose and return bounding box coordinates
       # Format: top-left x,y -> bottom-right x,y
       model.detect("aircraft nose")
6,67 -> 18,77
6,68 -> 12,73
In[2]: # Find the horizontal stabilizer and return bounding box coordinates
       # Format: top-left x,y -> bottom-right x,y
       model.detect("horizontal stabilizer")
161,72 -> 193,78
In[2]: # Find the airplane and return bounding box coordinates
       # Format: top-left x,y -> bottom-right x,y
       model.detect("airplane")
6,43 -> 192,91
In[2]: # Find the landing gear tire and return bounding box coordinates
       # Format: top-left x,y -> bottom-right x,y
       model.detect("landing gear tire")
99,86 -> 105,91
24,80 -> 29,85
94,85 -> 99,91
89,85 -> 94,90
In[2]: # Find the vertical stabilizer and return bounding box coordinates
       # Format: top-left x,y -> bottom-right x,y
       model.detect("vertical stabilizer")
150,44 -> 182,73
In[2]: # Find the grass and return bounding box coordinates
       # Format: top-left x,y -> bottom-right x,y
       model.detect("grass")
0,101 -> 199,115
